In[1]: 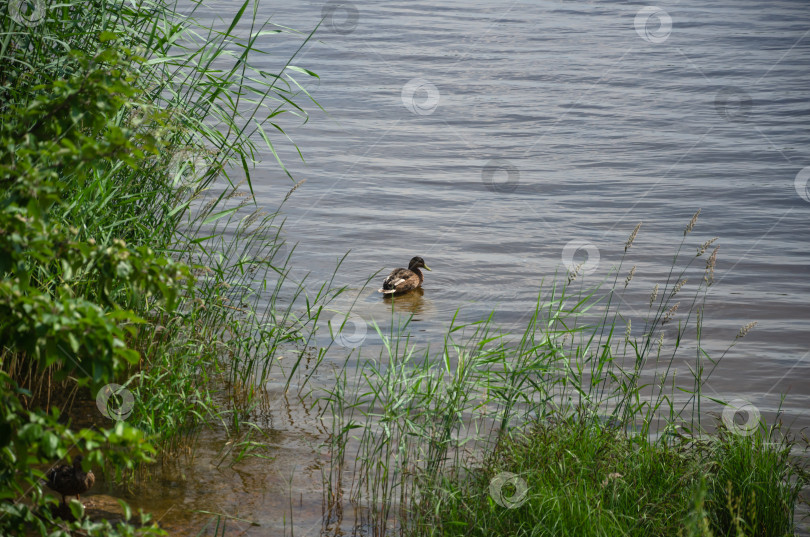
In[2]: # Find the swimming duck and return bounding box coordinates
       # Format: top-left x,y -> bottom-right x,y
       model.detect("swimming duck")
378,257 -> 431,295
45,455 -> 95,504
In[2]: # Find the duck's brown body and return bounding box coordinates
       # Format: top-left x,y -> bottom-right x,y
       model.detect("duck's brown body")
45,455 -> 95,504
379,256 -> 431,295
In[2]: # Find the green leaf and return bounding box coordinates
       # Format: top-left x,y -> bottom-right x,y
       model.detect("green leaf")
287,65 -> 319,78
117,498 -> 133,521
68,498 -> 85,520
203,207 -> 238,225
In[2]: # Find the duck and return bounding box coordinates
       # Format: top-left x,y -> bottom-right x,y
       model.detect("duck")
378,256 -> 431,295
45,455 -> 95,505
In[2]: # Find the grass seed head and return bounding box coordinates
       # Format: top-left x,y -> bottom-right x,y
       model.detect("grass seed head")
670,278 -> 687,298
736,321 -> 758,339
236,198 -> 251,211
625,265 -> 636,288
243,209 -> 266,230
697,237 -> 718,257
199,198 -> 217,218
684,209 -> 701,236
649,283 -> 659,307
601,472 -> 624,487
226,180 -> 246,198
284,178 -> 307,203
705,246 -> 719,285
625,222 -> 642,252
663,302 -> 679,324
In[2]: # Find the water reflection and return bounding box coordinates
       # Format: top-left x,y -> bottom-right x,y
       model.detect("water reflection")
382,287 -> 429,316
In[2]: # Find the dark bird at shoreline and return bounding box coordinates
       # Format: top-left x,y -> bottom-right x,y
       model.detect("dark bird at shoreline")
45,455 -> 95,504
379,256 -> 431,295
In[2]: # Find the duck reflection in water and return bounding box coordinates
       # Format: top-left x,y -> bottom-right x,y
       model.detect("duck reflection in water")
382,286 -> 427,315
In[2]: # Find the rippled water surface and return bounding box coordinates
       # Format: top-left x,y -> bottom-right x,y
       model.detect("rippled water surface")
243,0 -> 809,423
133,0 -> 810,533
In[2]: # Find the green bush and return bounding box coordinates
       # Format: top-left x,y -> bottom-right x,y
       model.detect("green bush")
0,27 -> 185,535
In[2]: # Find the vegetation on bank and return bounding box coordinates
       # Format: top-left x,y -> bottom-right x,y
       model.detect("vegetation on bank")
0,0 -> 806,536
0,0 -> 330,533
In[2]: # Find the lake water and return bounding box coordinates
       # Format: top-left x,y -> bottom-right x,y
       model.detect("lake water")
243,0 -> 810,426
139,0 -> 810,533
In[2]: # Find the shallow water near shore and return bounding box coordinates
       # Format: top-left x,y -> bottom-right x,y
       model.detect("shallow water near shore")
109,0 -> 810,534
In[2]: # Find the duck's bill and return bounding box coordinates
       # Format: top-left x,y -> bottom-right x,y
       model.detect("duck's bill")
423,265 -> 431,271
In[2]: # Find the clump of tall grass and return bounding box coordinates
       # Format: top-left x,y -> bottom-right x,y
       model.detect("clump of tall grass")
420,418 -> 708,536
406,416 -> 807,536
703,420 -> 807,536
318,215 -> 807,536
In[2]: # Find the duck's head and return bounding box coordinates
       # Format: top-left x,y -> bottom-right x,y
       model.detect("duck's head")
72,455 -> 84,469
408,256 -> 431,271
